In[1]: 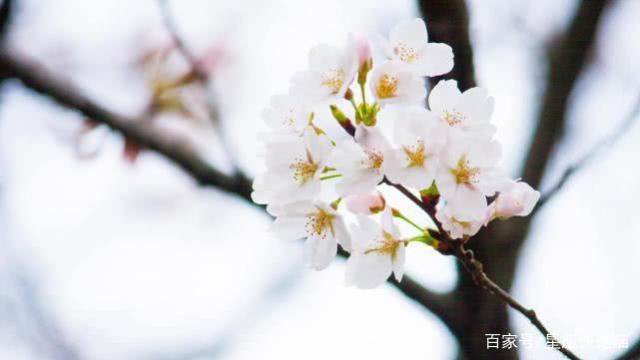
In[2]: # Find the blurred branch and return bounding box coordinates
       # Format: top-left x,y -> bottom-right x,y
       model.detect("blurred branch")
453,244 -> 581,360
156,0 -> 244,176
0,47 -> 461,338
521,0 -> 612,189
614,336 -> 640,360
419,0 -> 476,90
0,49 -> 255,202
537,94 -> 640,210
0,0 -> 11,40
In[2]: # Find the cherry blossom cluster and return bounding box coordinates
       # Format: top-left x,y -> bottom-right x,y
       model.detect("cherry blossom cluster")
252,19 -> 540,289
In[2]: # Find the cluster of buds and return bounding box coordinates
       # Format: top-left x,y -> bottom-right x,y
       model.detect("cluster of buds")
252,19 -> 539,288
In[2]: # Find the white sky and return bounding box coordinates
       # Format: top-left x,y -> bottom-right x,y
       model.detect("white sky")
0,0 -> 639,359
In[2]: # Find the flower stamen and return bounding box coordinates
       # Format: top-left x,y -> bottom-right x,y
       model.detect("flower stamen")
322,69 -> 345,94
290,149 -> 319,185
375,74 -> 399,99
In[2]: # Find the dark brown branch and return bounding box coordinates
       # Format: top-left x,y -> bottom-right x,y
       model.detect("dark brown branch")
419,0 -> 476,90
0,49 -> 254,201
614,335 -> 640,360
537,94 -> 640,210
156,0 -> 242,175
521,0 -> 612,189
0,47 -> 461,336
384,183 -> 582,359
453,244 -> 581,360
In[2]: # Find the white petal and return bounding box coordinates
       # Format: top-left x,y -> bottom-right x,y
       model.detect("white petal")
271,216 -> 307,240
333,216 -> 352,252
304,235 -> 338,270
390,18 -> 429,50
449,185 -> 487,221
428,79 -> 460,114
393,244 -> 406,281
415,42 -> 454,76
458,87 -> 494,123
345,252 -> 393,289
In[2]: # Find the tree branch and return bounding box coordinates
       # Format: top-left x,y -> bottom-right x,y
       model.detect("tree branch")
614,335 -> 640,360
521,0 -> 612,189
419,0 -> 476,90
156,0 -> 242,175
536,94 -> 640,210
0,49 -> 254,201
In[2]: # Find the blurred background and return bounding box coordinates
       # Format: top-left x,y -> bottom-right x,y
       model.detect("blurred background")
0,0 -> 638,359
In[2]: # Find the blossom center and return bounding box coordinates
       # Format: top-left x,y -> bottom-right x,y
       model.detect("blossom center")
394,43 -> 418,63
322,69 -> 344,94
376,74 -> 398,99
453,156 -> 480,186
305,208 -> 335,239
364,149 -> 384,170
443,110 -> 465,127
290,149 -> 319,185
402,139 -> 426,167
365,231 -> 400,256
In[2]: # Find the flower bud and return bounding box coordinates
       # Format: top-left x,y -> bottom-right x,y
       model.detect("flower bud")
488,181 -> 540,222
346,192 -> 385,215
355,38 -> 372,86
330,105 -> 355,136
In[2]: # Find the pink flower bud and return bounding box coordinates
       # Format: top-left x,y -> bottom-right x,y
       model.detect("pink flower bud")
346,192 -> 385,215
490,181 -> 540,221
354,37 -> 372,68
197,45 -> 227,75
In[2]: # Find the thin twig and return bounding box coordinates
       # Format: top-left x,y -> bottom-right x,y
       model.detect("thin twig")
614,335 -> 640,360
156,0 -> 243,176
537,95 -> 640,210
454,245 -> 582,360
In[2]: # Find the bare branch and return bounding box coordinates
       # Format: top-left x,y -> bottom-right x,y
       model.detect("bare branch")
156,0 -> 243,175
614,335 -> 640,360
0,49 -> 254,202
537,94 -> 640,210
454,245 -> 581,360
419,0 -> 476,90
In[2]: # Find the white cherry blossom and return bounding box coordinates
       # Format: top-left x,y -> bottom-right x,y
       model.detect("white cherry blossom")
435,201 -> 484,239
487,180 -> 540,222
380,18 -> 453,77
262,94 -> 312,139
428,79 -> 495,138
436,136 -> 508,221
346,208 -> 405,288
369,61 -> 426,105
385,107 -> 446,189
252,130 -> 333,206
332,125 -> 391,196
271,201 -> 350,270
290,41 -> 358,104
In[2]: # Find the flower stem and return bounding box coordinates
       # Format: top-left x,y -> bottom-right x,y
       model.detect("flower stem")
320,173 -> 342,181
393,209 -> 426,234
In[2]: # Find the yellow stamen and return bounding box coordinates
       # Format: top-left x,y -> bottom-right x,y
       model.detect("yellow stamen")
376,74 -> 398,99
322,69 -> 345,94
394,43 -> 418,63
289,150 -> 319,185
365,231 -> 401,257
402,140 -> 427,167
452,156 -> 480,185
364,149 -> 384,170
305,208 -> 335,239
443,110 -> 464,127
